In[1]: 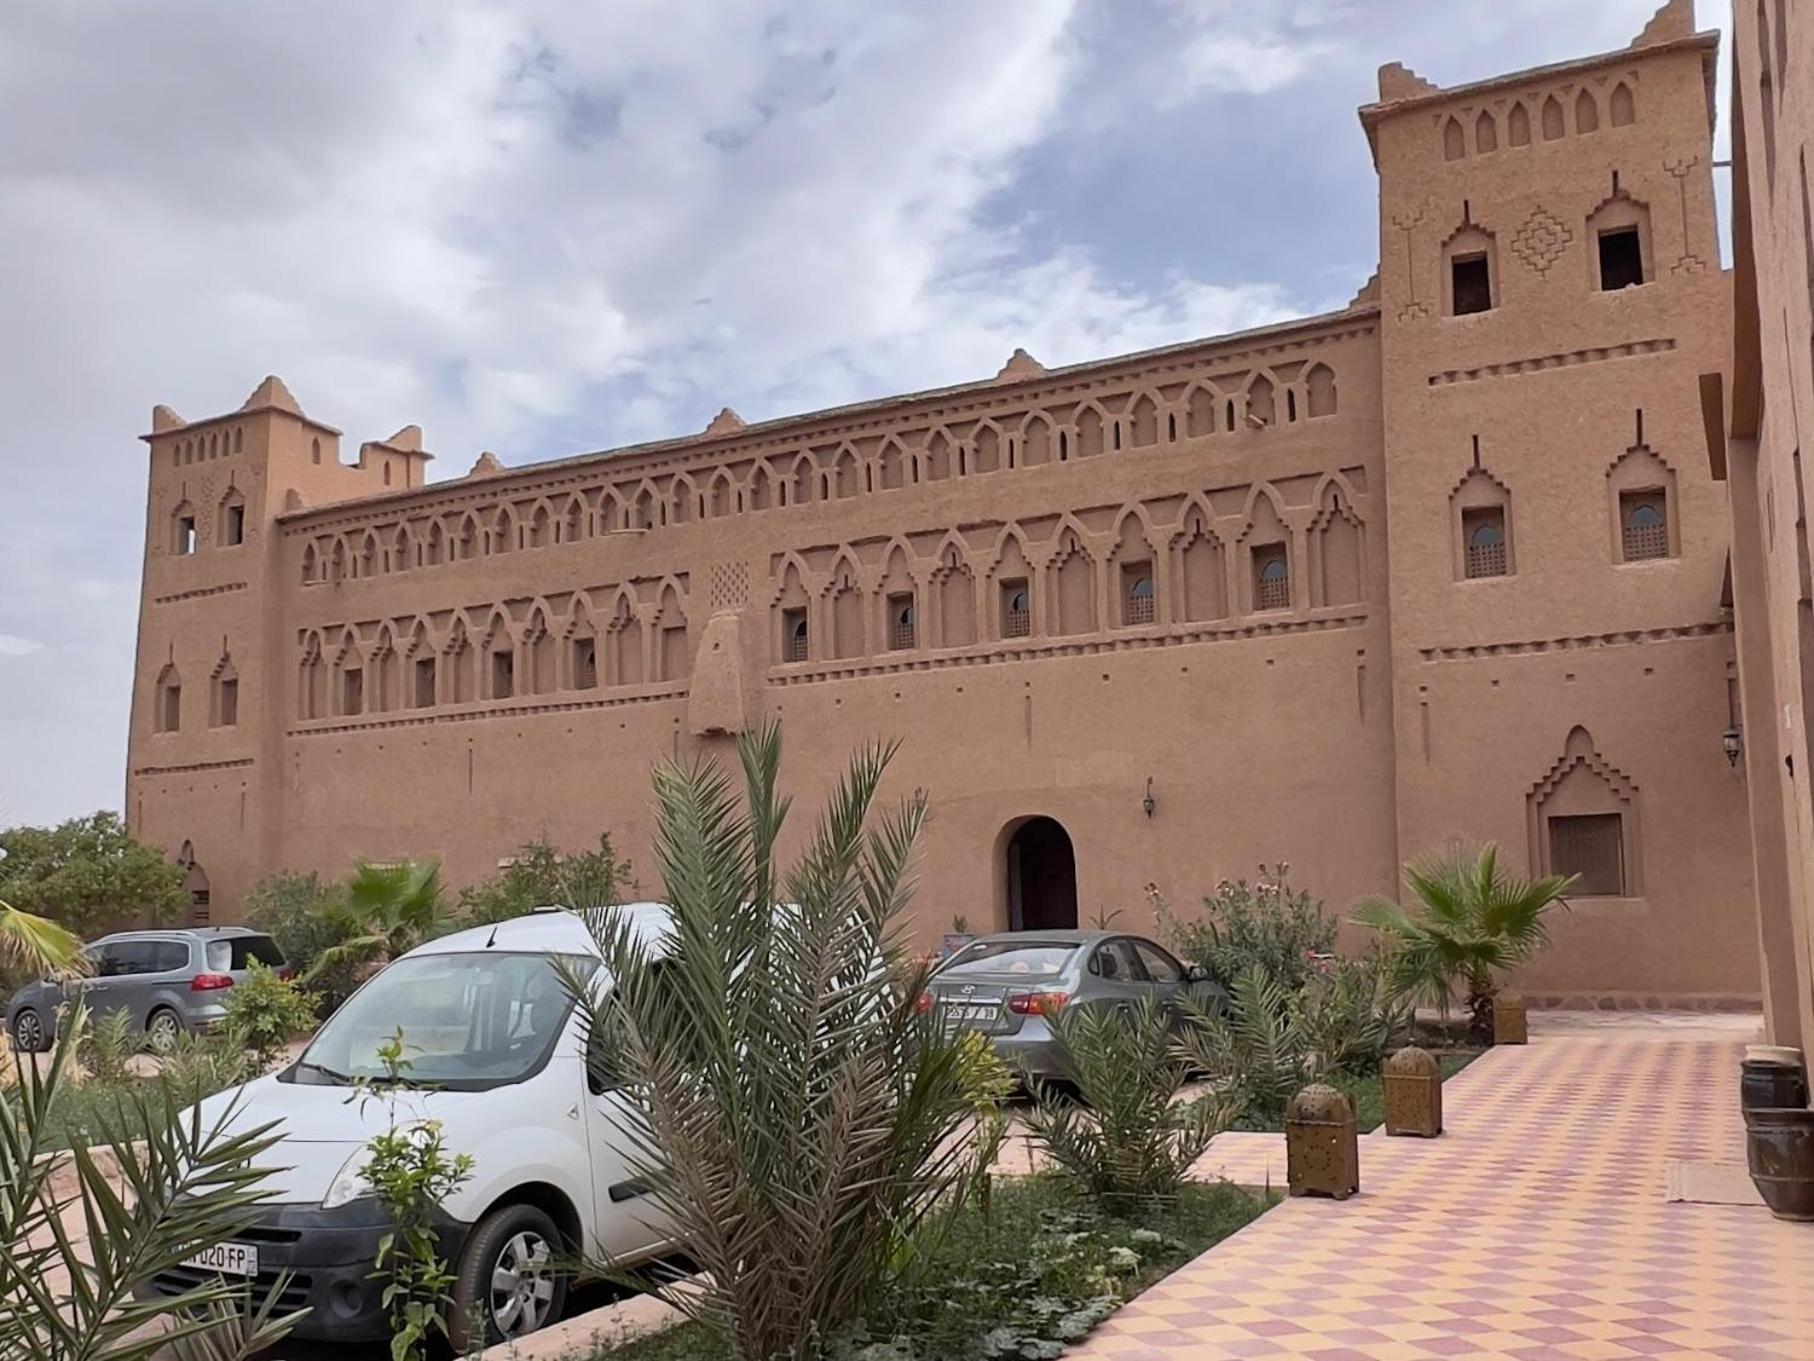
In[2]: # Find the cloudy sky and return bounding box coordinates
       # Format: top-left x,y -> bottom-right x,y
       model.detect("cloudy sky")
0,0 -> 1727,826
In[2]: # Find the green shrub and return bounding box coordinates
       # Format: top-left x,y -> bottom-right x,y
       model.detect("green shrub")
1157,864 -> 1335,995
1176,967 -> 1316,1128
76,1006 -> 140,1086
157,1030 -> 252,1105
1297,951 -> 1412,1077
244,870 -> 361,1015
1024,997 -> 1233,1208
0,811 -> 186,938
459,833 -> 632,924
221,962 -> 319,1069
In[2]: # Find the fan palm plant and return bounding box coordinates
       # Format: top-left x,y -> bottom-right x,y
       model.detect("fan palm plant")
305,858 -> 447,984
563,722 -> 975,1361
0,896 -> 85,980
0,1000 -> 300,1361
1352,843 -> 1573,1041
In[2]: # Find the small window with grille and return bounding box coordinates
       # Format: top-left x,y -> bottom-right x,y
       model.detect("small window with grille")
1620,490 -> 1669,561
782,608 -> 809,662
1252,546 -> 1289,611
1001,580 -> 1031,638
1462,507 -> 1508,578
1122,565 -> 1154,625
887,594 -> 916,650
1548,813 -> 1624,896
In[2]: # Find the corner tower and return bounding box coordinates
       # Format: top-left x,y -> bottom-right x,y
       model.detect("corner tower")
127,378 -> 428,920
1365,2 -> 1756,1004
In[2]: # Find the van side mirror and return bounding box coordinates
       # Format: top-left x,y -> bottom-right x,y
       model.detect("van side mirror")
1185,963 -> 1210,984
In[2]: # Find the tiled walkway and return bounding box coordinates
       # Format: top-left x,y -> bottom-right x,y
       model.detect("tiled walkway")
1075,1022 -> 1814,1361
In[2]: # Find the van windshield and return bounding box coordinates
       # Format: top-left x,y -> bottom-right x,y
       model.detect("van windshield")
292,951 -> 592,1090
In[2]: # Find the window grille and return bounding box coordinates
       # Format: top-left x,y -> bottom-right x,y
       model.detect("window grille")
1125,572 -> 1155,624
1621,494 -> 1668,561
1463,511 -> 1507,578
1253,550 -> 1289,611
1001,583 -> 1031,638
783,610 -> 809,662
890,598 -> 916,650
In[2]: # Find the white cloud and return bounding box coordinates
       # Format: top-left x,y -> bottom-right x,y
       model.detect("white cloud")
0,635 -> 44,657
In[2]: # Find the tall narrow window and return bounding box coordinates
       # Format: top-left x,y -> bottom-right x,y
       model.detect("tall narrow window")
1620,491 -> 1670,561
413,656 -> 437,708
491,649 -> 515,698
782,608 -> 809,663
573,637 -> 598,689
1252,546 -> 1290,611
1451,254 -> 1492,315
221,499 -> 245,547
887,594 -> 916,650
1598,228 -> 1645,290
1548,813 -> 1624,895
341,667 -> 364,716
1001,580 -> 1031,638
155,665 -> 182,733
1122,565 -> 1155,625
174,506 -> 198,556
1462,508 -> 1508,578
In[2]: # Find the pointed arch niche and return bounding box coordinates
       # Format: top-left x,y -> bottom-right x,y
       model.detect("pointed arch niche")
1606,442 -> 1678,563
1450,466 -> 1515,580
1308,483 -> 1364,607
1047,529 -> 1097,636
1526,726 -> 1642,897
1173,504 -> 1227,623
933,544 -> 976,649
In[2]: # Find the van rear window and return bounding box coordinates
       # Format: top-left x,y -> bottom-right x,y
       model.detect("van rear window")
206,936 -> 286,971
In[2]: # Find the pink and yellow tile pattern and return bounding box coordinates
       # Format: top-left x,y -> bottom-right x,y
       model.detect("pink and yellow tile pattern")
1073,1032 -> 1814,1360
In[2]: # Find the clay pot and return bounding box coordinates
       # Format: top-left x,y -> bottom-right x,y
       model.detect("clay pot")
1740,1057 -> 1809,1113
1745,1106 -> 1814,1222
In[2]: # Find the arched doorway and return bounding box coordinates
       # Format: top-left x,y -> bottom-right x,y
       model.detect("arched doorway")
1004,817 -> 1078,932
177,840 -> 212,926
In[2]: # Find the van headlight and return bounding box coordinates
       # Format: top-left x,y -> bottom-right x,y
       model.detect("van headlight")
322,1148 -> 374,1209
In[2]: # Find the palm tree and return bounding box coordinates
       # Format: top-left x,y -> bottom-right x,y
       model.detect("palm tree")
560,722 -> 975,1361
1352,843 -> 1573,1041
0,897 -> 85,980
306,859 -> 447,984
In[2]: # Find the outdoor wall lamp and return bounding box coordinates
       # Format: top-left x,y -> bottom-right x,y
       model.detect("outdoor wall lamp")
1722,724 -> 1744,769
1142,776 -> 1156,818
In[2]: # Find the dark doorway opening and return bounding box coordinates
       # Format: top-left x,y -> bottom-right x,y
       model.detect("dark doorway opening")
1006,817 -> 1078,932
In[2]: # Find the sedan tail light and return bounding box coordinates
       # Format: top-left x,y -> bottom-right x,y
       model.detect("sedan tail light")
1006,990 -> 1070,1016
190,972 -> 234,992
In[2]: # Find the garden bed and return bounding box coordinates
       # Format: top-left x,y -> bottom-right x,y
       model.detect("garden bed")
590,1175 -> 1273,1360
1229,1049 -> 1482,1134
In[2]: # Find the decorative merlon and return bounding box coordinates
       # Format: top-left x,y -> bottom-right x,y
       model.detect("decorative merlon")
467,450 -> 505,479
382,424 -> 424,453
150,404 -> 185,432
1376,62 -> 1438,103
993,348 -> 1046,384
239,374 -> 304,416
704,407 -> 747,437
1631,0 -> 1693,48
1348,272 -> 1380,307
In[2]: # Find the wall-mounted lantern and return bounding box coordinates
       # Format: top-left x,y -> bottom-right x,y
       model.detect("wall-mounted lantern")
1142,776 -> 1156,819
1722,724 -> 1744,769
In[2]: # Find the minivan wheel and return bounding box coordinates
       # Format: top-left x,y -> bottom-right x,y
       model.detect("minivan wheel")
12,1008 -> 46,1054
145,1008 -> 182,1053
448,1203 -> 568,1351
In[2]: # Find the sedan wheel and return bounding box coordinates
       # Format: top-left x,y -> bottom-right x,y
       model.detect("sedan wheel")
12,1009 -> 45,1053
146,1009 -> 182,1053
489,1229 -> 556,1337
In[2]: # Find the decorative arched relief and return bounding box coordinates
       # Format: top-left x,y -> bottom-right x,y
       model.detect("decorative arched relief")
525,607 -> 557,695
1245,374 -> 1276,428
1305,363 -> 1337,418
1606,443 -> 1678,563
1241,489 -> 1292,613
1527,725 -> 1642,896
971,424 -> 1002,476
1108,512 -> 1157,627
333,628 -> 365,716
1475,110 -> 1497,154
479,611 -> 516,700
990,531 -> 1035,639
154,661 -> 183,733
300,541 -> 318,585
298,633 -> 326,719
210,649 -> 238,728
562,494 -> 588,540
1128,395 -> 1160,448
1443,116 -> 1466,161
932,542 -> 976,648
823,556 -> 865,660
1609,81 -> 1636,127
878,440 -> 907,490
1173,504 -> 1227,623
748,463 -> 774,510
370,627 -> 399,712
567,597 -> 600,691
1508,101 -> 1531,146
833,449 -> 861,499
1574,87 -> 1599,134
1541,94 -> 1566,141
772,561 -> 811,665
1309,483 -> 1364,607
1047,529 -> 1096,636
607,591 -> 645,684
492,505 -> 518,552
875,543 -> 918,651
1076,405 -> 1106,458
1450,467 -> 1515,580
654,583 -> 691,680
1021,414 -> 1054,468
443,620 -> 475,704
1185,385 -> 1221,438
924,431 -> 953,481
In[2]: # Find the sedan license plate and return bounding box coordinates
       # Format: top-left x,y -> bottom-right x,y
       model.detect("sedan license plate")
944,1003 -> 1000,1025
183,1242 -> 257,1277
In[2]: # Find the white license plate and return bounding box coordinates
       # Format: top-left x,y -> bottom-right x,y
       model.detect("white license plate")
945,1004 -> 999,1024
183,1243 -> 257,1277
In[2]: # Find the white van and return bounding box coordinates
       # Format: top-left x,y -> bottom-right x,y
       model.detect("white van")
141,904 -> 678,1350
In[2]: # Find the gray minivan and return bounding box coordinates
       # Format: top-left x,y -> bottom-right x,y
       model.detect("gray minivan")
6,927 -> 288,1052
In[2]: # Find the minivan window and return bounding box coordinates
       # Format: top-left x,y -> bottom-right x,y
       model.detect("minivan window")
206,936 -> 286,971
292,951 -> 592,1091
102,941 -> 159,976
941,940 -> 1077,978
150,941 -> 190,972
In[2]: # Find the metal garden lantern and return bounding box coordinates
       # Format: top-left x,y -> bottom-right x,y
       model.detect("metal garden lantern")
1285,1083 -> 1359,1199
1382,1045 -> 1443,1137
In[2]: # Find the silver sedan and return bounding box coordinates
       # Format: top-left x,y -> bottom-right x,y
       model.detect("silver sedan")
919,929 -> 1226,1081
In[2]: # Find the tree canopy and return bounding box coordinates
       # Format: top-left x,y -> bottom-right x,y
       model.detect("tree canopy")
0,811 -> 185,938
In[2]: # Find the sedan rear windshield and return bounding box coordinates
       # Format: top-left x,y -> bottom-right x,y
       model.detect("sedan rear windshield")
206,936 -> 286,971
941,940 -> 1077,978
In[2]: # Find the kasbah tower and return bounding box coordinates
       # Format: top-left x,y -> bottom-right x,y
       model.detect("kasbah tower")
125,1 -> 1760,1009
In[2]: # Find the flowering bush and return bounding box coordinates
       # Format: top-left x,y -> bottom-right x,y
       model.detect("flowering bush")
1155,864 -> 1336,995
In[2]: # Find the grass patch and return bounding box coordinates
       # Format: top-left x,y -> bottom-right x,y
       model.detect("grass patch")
593,1175 -> 1272,1360
4,1075 -> 182,1151
1232,1049 -> 1482,1134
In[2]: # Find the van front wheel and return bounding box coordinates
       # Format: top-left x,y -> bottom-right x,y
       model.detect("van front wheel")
448,1202 -> 568,1351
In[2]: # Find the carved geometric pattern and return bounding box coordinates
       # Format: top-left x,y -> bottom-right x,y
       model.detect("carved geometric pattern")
709,561 -> 749,609
1417,618 -> 1730,662
1671,255 -> 1708,275
1511,205 -> 1574,275
1428,338 -> 1675,387
1397,301 -> 1432,323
